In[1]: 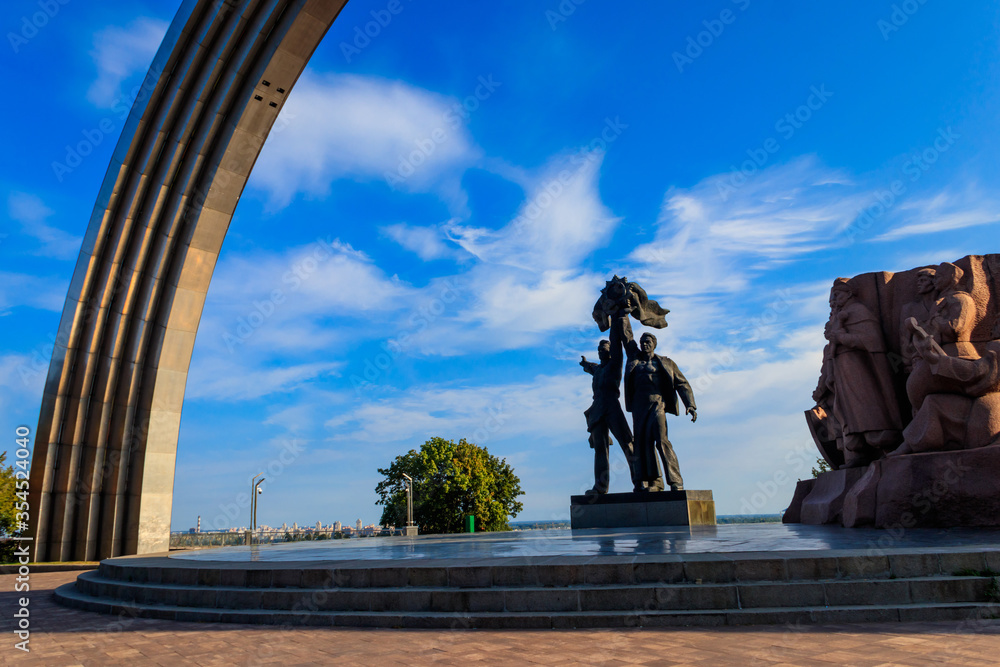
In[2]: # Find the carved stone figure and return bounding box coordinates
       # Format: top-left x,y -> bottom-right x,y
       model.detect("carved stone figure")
805,338 -> 845,469
892,317 -> 1000,455
899,267 -> 937,374
825,279 -> 903,467
905,262 -> 979,413
580,323 -> 637,494
613,314 -> 697,491
926,262 -> 978,357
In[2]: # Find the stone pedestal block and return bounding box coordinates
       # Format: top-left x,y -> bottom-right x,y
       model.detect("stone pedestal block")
570,490 -> 715,529
787,444 -> 1000,528
782,478 -> 816,524
798,468 -> 866,525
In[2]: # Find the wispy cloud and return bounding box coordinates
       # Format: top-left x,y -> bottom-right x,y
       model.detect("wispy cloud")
197,239 -> 416,355
186,359 -> 344,401
0,271 -> 66,314
250,73 -> 480,208
380,221 -> 467,261
87,18 -> 169,108
873,186 -> 1000,241
629,156 -> 870,297
7,192 -> 81,260
447,152 -> 618,271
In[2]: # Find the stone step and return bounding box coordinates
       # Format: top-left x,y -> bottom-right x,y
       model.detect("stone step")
73,570 -> 994,613
54,582 -> 1000,629
96,550 -> 1000,588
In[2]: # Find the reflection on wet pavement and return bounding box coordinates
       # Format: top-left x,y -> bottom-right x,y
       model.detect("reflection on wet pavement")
172,523 -> 1000,562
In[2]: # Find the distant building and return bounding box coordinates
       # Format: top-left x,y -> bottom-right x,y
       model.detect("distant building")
316,521 -> 322,531
196,516 -> 201,533
334,521 -> 341,532
356,519 -> 362,533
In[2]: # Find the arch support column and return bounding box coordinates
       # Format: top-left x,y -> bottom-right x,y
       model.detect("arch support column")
28,0 -> 349,561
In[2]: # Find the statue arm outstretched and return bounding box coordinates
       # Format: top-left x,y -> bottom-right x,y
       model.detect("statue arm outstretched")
615,314 -> 639,361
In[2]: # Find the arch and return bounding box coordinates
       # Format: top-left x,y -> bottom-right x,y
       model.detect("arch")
28,0 -> 351,561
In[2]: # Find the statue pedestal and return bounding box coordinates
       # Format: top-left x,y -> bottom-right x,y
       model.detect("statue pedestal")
570,490 -> 715,529
785,444 -> 1000,528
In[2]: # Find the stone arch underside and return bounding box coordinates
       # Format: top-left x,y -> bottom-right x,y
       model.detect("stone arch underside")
28,0 -> 350,561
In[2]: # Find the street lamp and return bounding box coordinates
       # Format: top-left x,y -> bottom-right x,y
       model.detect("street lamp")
250,473 -> 265,543
401,473 -> 417,536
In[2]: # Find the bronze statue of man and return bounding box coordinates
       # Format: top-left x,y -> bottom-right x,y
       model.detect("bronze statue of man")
613,313 -> 697,491
580,320 -> 638,494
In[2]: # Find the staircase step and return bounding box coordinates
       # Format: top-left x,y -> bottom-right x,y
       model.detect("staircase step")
54,582 -> 1000,629
72,570 -> 993,613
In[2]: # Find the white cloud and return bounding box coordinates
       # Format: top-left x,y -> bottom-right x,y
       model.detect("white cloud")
7,192 -> 81,260
380,221 -> 466,261
323,373 -> 589,446
250,73 -> 480,208
0,272 -> 66,314
392,151 -> 622,356
446,151 -> 618,271
629,156 -> 870,298
87,18 -> 169,108
198,239 -> 415,355
873,187 -> 1000,241
186,359 -> 343,401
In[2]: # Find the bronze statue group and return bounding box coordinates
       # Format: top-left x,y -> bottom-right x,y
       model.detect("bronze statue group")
581,277 -> 697,495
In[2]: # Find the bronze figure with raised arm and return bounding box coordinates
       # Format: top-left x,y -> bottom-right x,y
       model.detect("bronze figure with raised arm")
613,313 -> 697,491
580,311 -> 638,494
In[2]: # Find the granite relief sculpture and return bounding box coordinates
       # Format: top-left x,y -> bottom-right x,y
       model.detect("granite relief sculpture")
787,254 -> 1000,528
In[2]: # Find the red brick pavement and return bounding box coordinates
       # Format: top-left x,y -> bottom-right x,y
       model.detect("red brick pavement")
3,571 -> 1000,666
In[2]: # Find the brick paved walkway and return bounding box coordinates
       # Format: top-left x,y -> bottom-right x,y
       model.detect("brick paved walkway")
3,572 -> 1000,666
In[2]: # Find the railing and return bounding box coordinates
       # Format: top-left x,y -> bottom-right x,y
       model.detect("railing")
169,528 -> 407,549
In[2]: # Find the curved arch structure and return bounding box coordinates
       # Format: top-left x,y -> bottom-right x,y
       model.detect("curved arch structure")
28,0 -> 350,561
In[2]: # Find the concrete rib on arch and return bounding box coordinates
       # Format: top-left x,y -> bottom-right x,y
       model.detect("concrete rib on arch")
28,0 -> 350,562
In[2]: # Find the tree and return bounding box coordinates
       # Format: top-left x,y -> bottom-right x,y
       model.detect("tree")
1,452 -> 21,563
811,457 -> 831,477
375,437 -> 524,534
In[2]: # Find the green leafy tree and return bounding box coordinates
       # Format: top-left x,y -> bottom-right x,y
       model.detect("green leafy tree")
1,452 -> 22,563
0,452 -> 19,536
811,457 -> 831,478
376,437 -> 524,534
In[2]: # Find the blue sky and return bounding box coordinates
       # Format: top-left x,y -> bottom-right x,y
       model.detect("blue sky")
3,0 -> 1000,530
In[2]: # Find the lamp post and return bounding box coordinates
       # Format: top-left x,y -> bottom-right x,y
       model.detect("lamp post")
250,472 -> 265,544
401,473 -> 417,536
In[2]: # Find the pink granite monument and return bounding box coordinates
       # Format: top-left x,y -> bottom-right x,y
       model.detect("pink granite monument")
786,254 -> 1000,528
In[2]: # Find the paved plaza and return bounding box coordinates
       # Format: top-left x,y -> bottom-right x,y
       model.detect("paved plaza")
2,570 -> 1000,666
